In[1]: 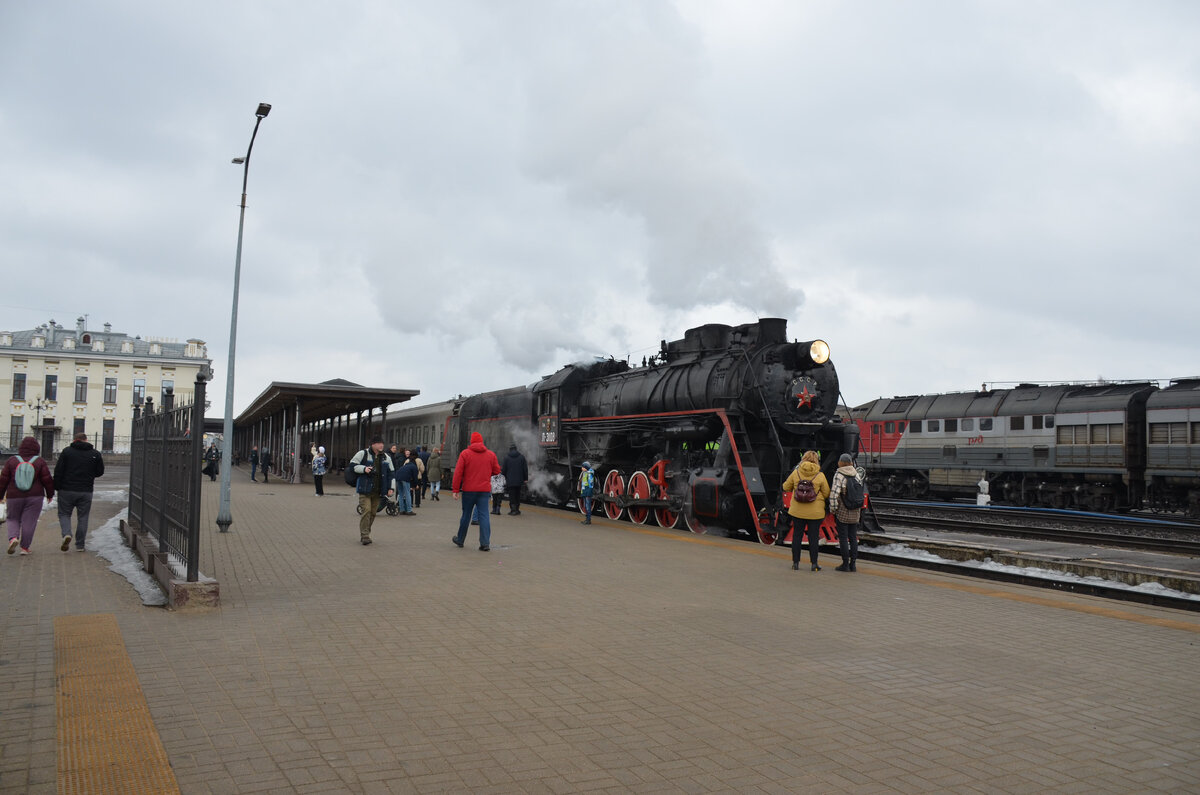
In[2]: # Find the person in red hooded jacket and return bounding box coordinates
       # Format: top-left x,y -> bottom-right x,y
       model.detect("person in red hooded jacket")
3,436 -> 56,556
451,432 -> 501,551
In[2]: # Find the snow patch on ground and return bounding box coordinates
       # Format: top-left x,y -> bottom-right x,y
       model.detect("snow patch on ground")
873,543 -> 1200,602
85,509 -> 167,606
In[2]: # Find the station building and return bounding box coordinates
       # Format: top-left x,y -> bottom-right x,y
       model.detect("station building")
0,317 -> 211,457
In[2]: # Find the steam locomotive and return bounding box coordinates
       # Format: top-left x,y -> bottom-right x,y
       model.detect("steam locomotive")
385,319 -> 858,543
854,378 -> 1200,516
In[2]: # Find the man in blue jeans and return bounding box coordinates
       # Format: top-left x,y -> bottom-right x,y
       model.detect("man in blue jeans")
451,432 -> 501,551
579,461 -> 596,525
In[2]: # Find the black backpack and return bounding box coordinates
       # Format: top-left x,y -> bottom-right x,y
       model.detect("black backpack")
843,474 -> 864,508
345,450 -> 365,486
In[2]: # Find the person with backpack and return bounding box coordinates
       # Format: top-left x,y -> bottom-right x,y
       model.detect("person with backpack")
828,453 -> 864,572
781,450 -> 830,571
579,461 -> 596,525
348,436 -> 395,545
53,431 -> 105,551
394,450 -> 418,515
2,436 -> 56,556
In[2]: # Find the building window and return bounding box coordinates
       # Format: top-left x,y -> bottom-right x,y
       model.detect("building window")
133,378 -> 145,406
12,373 -> 26,401
45,375 -> 57,401
161,380 -> 174,404
103,378 -> 118,404
75,376 -> 88,402
1010,416 -> 1025,431
74,418 -> 86,436
10,416 -> 23,444
102,419 -> 115,453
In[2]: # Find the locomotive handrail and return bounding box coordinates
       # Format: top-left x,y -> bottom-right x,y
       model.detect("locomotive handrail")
739,349 -> 788,470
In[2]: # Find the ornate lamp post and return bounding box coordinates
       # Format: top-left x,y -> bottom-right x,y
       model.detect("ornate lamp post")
31,397 -> 49,429
217,102 -> 271,533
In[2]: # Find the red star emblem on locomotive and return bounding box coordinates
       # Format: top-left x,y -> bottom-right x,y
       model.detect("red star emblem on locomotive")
795,385 -> 814,408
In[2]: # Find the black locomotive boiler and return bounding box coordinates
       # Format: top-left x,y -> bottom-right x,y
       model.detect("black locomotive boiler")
387,318 -> 858,543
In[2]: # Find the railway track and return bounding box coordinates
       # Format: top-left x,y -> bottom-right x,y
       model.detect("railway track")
868,498 -> 1200,556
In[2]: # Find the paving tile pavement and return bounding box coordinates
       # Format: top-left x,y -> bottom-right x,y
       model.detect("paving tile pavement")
2,465 -> 1200,793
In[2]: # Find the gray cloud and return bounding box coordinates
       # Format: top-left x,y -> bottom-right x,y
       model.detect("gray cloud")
1,0 -> 1197,413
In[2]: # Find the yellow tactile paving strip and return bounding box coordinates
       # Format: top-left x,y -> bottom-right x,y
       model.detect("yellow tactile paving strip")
54,614 -> 181,795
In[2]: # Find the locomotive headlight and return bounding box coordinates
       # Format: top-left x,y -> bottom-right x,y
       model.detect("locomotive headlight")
805,339 -> 830,365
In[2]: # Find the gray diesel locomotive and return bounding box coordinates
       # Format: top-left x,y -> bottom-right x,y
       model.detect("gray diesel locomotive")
854,377 -> 1200,516
385,319 -> 858,542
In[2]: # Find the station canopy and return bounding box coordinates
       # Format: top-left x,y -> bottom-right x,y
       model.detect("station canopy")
234,378 -> 420,427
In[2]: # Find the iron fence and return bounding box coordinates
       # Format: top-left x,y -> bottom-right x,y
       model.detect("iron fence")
128,378 -> 207,582
0,432 -> 135,456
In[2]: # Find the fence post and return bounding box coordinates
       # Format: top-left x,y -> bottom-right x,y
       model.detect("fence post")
156,401 -> 169,555
138,397 -> 153,532
186,376 -> 206,582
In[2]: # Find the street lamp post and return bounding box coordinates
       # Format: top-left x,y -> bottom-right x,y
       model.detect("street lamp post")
31,397 -> 49,429
216,102 -> 271,533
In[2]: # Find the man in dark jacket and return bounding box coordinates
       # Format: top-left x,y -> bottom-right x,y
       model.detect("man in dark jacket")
417,445 -> 431,499
350,437 -> 396,545
260,448 -> 273,483
53,432 -> 105,551
249,446 -> 260,481
500,444 -> 529,515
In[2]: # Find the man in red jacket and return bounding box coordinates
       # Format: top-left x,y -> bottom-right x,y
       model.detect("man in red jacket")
451,431 -> 501,551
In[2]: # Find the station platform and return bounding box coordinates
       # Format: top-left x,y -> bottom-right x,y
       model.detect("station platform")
2,467 -> 1198,793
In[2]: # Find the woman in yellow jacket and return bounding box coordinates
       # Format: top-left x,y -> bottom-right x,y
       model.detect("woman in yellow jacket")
781,450 -> 830,571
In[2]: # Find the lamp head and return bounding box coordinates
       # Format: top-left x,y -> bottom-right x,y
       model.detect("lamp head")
231,157 -> 246,164
256,103 -> 272,118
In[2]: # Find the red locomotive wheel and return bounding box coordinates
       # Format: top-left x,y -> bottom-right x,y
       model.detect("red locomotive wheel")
627,471 -> 651,525
603,470 -> 625,521
654,507 -> 679,529
684,507 -> 707,534
755,510 -> 778,545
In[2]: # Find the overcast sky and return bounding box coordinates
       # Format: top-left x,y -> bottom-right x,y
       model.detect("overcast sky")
3,1 -> 1197,416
